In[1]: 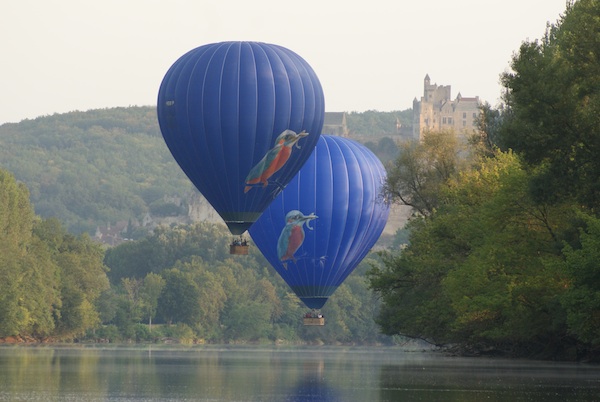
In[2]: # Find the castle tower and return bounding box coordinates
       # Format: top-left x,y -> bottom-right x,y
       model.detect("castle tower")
412,74 -> 481,140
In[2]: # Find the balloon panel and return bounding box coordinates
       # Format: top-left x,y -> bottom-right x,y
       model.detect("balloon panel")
249,135 -> 390,309
157,42 -> 324,234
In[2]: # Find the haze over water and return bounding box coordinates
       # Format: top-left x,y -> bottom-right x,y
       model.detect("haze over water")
0,345 -> 598,401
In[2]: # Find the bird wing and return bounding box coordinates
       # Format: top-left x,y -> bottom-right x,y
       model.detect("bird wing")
245,144 -> 283,183
277,224 -> 292,260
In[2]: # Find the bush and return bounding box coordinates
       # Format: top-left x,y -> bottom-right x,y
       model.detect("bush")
94,325 -> 121,343
158,323 -> 197,344
133,324 -> 153,342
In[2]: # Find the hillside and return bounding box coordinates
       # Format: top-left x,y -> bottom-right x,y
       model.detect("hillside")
0,106 -> 410,241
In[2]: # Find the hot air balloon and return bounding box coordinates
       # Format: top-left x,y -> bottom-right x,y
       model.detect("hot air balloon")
249,135 -> 390,323
157,42 -> 324,245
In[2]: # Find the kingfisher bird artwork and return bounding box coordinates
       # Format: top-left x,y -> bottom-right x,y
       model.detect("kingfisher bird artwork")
277,210 -> 318,269
244,130 -> 309,193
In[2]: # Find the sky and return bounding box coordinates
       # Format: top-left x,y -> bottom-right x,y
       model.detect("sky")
1,0 -> 569,124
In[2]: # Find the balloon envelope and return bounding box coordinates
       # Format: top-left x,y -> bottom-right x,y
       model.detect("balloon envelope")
157,42 -> 324,234
249,135 -> 390,309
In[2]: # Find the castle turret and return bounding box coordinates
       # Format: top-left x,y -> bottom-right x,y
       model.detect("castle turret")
413,75 -> 481,140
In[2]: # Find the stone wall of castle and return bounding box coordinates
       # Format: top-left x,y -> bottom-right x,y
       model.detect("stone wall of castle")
412,74 -> 481,140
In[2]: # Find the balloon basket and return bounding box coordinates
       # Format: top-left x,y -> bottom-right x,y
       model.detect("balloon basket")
303,311 -> 325,326
230,244 -> 249,255
303,317 -> 325,326
230,236 -> 249,255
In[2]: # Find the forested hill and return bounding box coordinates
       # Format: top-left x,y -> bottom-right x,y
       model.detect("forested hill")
0,107 -> 194,235
0,106 -> 408,237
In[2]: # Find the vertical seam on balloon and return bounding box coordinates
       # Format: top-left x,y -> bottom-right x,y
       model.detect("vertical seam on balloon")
309,139 -> 319,297
185,49 -> 214,205
246,43 -> 270,215
298,142 -> 316,295
194,44 -> 227,214
343,140 -> 377,278
318,136 -> 340,298
268,46 -> 298,190
325,138 -> 362,292
215,42 -> 233,214
347,146 -> 389,280
175,52 -> 196,190
232,43 -> 242,210
245,43 -> 258,213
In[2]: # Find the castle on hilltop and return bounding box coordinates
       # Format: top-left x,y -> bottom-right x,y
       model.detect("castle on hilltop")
412,74 -> 481,140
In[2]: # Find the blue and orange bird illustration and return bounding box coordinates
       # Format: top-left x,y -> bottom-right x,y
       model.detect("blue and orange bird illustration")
244,129 -> 309,193
277,210 -> 318,269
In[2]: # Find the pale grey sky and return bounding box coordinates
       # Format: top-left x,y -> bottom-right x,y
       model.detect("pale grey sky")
2,0 -> 568,124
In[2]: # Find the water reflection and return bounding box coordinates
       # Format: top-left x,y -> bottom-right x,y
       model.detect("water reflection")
378,355 -> 600,401
0,346 -> 597,401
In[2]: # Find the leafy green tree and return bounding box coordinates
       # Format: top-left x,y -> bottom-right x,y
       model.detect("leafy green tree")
550,212 -> 600,348
17,234 -> 61,337
370,148 -> 577,353
222,301 -> 271,341
441,152 -> 571,352
121,277 -> 144,325
368,220 -> 458,345
498,0 -> 600,210
35,219 -> 110,338
384,130 -> 466,216
104,222 -> 230,283
0,171 -> 61,338
139,273 -> 165,331
157,268 -> 202,326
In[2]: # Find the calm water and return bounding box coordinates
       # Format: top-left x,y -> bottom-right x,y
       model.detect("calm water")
0,345 -> 598,401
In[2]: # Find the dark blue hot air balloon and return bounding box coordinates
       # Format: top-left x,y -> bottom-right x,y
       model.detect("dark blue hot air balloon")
249,135 -> 390,310
157,42 -> 324,235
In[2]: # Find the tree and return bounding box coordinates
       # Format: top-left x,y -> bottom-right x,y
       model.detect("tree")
35,220 -> 110,338
367,219 -> 458,345
384,130 -> 466,216
550,212 -> 600,348
0,171 -> 61,338
157,268 -> 202,326
498,0 -> 600,210
222,301 -> 271,341
369,149 -> 575,352
139,273 -> 165,331
441,152 -> 571,352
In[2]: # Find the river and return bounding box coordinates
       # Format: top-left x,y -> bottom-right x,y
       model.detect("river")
0,345 -> 597,401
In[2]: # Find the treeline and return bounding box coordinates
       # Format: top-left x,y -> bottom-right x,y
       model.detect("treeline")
368,0 -> 600,361
0,107 -> 194,235
0,168 -> 391,344
346,109 -> 412,137
0,106 -> 407,237
100,223 -> 389,344
0,170 -> 108,340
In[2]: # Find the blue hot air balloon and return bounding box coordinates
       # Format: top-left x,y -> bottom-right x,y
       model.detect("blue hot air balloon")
157,42 -> 324,235
249,135 -> 390,310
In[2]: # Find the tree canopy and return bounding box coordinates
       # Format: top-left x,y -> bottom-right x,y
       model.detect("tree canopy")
498,0 -> 600,209
368,0 -> 600,361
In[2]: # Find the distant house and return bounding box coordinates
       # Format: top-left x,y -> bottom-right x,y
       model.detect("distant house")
94,220 -> 130,247
322,112 -> 348,137
412,74 -> 481,140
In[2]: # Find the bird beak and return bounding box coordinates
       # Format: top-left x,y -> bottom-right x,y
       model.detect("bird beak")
293,131 -> 309,149
302,213 -> 318,230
